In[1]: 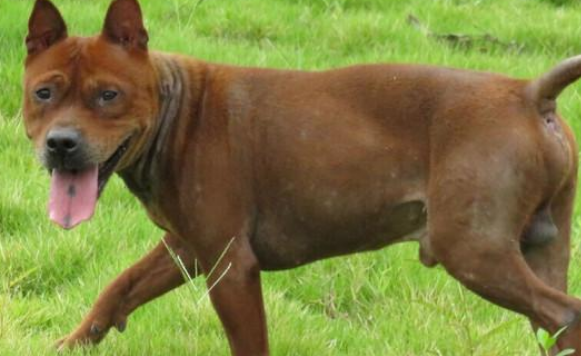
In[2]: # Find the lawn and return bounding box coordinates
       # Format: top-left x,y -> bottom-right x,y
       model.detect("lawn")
2,0 -> 581,355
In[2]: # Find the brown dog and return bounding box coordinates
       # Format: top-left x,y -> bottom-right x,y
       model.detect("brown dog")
22,0 -> 581,354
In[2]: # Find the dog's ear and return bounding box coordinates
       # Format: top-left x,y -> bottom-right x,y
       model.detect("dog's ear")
102,0 -> 148,50
26,0 -> 68,55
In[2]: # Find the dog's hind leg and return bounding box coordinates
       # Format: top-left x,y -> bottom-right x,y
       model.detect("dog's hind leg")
56,233 -> 197,350
523,178 -> 578,355
430,214 -> 581,354
428,162 -> 581,354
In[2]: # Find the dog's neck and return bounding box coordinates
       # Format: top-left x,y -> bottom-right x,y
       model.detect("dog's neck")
119,54 -> 193,205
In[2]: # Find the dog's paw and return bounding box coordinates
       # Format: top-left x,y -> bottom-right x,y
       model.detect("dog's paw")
54,324 -> 105,352
54,333 -> 93,352
54,317 -> 127,352
54,336 -> 76,352
54,337 -> 70,352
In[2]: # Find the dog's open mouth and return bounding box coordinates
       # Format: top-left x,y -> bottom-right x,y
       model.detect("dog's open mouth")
97,136 -> 132,195
48,136 -> 133,230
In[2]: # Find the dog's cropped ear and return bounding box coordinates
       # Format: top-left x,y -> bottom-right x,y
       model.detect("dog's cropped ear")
26,0 -> 67,55
102,0 -> 148,50
528,55 -> 581,112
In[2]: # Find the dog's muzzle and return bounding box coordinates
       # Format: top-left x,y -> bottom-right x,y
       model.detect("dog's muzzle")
43,127 -> 132,230
44,127 -> 91,172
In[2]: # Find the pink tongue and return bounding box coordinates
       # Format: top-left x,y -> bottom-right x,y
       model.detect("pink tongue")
48,166 -> 98,229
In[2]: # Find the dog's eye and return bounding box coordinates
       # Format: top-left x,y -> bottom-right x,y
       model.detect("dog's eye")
35,88 -> 51,101
100,90 -> 118,102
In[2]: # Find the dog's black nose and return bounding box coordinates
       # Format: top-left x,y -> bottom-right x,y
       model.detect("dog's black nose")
45,128 -> 87,170
46,128 -> 81,155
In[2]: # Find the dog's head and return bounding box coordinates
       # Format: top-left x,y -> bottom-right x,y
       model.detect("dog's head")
23,0 -> 157,229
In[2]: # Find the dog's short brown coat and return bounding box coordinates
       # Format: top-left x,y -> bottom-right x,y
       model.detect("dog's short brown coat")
22,0 -> 581,354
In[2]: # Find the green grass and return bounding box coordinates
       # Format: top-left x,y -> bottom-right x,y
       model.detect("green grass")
2,0 -> 581,354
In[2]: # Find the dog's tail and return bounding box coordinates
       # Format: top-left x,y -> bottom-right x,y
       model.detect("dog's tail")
527,55 -> 581,102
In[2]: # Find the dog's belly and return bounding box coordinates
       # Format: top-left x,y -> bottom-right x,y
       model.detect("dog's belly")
251,197 -> 427,270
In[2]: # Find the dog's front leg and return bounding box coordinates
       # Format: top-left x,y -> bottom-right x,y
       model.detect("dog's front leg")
56,233 -> 197,350
196,236 -> 269,356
